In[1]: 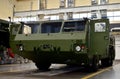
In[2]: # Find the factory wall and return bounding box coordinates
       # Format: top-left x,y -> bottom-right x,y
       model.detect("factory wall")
0,0 -> 119,20
47,0 -> 59,9
14,0 -> 120,12
75,0 -> 91,7
109,0 -> 120,4
0,0 -> 15,20
15,0 -> 39,11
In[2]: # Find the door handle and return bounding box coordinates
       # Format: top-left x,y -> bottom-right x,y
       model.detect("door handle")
104,36 -> 109,40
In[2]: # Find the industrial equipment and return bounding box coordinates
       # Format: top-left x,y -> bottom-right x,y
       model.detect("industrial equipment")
10,18 -> 115,71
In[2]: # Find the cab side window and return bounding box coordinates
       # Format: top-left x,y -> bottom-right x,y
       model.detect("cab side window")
94,22 -> 106,32
63,21 -> 85,32
26,23 -> 39,34
41,22 -> 62,33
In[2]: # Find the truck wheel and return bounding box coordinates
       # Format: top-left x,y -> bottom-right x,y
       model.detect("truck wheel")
107,55 -> 113,66
101,57 -> 113,67
35,62 -> 51,70
85,56 -> 99,72
108,58 -> 113,66
101,58 -> 107,67
92,56 -> 99,72
109,46 -> 115,60
108,46 -> 115,66
101,46 -> 114,67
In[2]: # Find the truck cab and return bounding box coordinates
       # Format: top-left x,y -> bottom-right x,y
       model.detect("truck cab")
10,18 -> 115,71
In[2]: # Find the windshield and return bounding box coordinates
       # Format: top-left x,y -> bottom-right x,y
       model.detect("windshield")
41,22 -> 62,33
63,21 -> 86,32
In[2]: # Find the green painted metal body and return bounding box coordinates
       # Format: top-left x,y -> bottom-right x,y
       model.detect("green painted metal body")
10,19 -> 114,66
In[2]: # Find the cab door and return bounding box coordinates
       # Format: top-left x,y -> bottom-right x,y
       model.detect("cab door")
89,19 -> 109,56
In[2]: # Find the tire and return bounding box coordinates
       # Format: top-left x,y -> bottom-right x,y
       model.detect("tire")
101,58 -> 107,67
101,58 -> 113,67
35,62 -> 51,70
101,58 -> 108,67
109,46 -> 115,65
108,55 -> 113,66
108,58 -> 113,66
101,46 -> 114,67
91,56 -> 99,72
85,56 -> 99,72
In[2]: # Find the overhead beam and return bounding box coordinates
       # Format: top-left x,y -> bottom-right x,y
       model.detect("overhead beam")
14,3 -> 120,17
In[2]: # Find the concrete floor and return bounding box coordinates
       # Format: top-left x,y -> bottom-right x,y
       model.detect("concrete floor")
0,61 -> 120,79
89,64 -> 120,79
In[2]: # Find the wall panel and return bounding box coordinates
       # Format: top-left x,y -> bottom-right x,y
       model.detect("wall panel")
47,0 -> 59,9
15,0 -> 39,11
0,0 -> 15,20
75,0 -> 91,7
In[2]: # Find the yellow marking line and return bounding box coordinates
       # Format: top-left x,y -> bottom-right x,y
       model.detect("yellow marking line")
81,67 -> 112,79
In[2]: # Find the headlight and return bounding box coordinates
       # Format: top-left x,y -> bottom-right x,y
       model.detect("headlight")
75,46 -> 81,51
19,45 -> 24,51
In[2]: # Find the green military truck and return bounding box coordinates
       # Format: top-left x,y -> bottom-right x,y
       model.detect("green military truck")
10,18 -> 115,71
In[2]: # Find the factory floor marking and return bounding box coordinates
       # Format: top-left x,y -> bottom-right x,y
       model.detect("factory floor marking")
81,66 -> 112,79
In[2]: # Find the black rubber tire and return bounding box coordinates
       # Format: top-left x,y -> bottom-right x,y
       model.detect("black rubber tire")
109,46 -> 115,64
101,57 -> 113,67
101,58 -> 107,67
91,56 -> 99,72
35,62 -> 51,70
101,46 -> 114,67
84,56 -> 99,72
